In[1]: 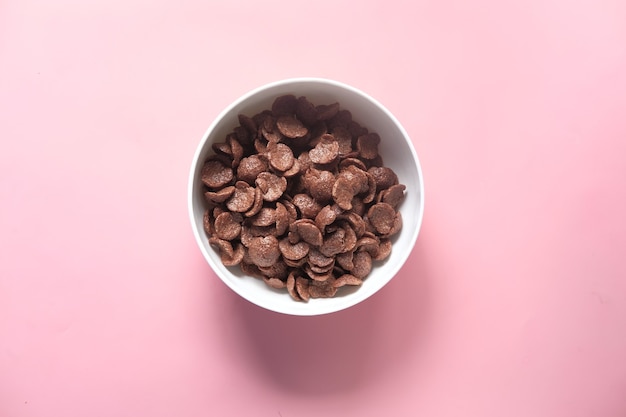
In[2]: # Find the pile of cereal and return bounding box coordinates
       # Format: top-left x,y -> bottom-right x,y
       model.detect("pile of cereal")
201,95 -> 405,301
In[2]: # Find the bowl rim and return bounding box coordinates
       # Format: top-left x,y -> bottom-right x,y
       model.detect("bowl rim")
188,77 -> 425,315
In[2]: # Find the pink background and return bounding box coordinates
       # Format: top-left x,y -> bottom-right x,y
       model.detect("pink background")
2,0 -> 626,416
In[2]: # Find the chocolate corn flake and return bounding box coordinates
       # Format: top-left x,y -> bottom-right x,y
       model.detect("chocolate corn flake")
280,199 -> 298,223
308,281 -> 338,298
332,126 -> 354,156
271,94 -> 298,116
304,264 -> 333,282
254,137 -> 269,153
209,237 -> 241,266
293,219 -> 323,247
295,276 -> 310,301
295,96 -> 317,126
383,212 -> 403,238
267,143 -> 295,172
314,204 -> 338,232
243,187 -> 264,217
212,141 -> 232,157
233,125 -> 251,147
284,257 -> 306,268
308,262 -> 334,275
309,134 -> 339,164
341,222 -> 357,252
241,261 -> 263,278
205,185 -> 235,204
264,277 -> 286,289
292,193 -> 322,219
380,183 -> 406,208
362,171 -> 377,204
315,102 -> 340,121
339,211 -> 366,238
336,251 -> 354,271
333,274 -> 363,288
201,159 -> 233,189
278,238 -> 310,261
228,135 -> 244,168
226,181 -> 256,213
250,207 -> 277,227
352,251 -> 373,279
255,172 -> 287,202
282,158 -> 301,178
307,248 -> 335,268
258,261 -> 289,280
328,109 -> 352,129
332,176 -> 357,210
214,212 -> 242,241
356,236 -> 379,255
238,113 -> 257,135
368,166 -> 398,191
262,127 -> 284,144
247,236 -> 281,268
320,228 -> 347,258
372,238 -> 392,261
339,157 -> 367,171
286,272 -> 301,301
356,133 -> 381,160
276,115 -> 308,138
274,202 -> 290,236
367,202 -> 397,235
304,169 -> 335,203
203,209 -> 214,235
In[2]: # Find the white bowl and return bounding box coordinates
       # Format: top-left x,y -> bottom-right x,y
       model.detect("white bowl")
188,78 -> 424,316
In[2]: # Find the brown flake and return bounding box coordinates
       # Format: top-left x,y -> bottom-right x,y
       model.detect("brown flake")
372,238 -> 392,261
255,172 -> 287,202
336,251 -> 354,271
204,185 -> 235,203
315,102 -> 340,121
368,166 -> 398,191
356,133 -> 381,160
314,204 -> 338,232
292,193 -> 322,219
295,277 -> 310,302
238,113 -> 257,135
243,186 -> 264,217
226,181 -> 256,213
247,236 -> 281,268
368,203 -> 397,235
308,134 -> 339,165
276,115 -> 308,138
278,238 -> 310,261
286,272 -> 302,301
250,207 -> 277,227
294,219 -> 323,247
201,159 -> 233,189
332,274 -> 363,288
308,281 -> 338,298
267,143 -> 295,172
295,96 -> 317,126
271,94 -> 298,116
237,155 -> 268,184
264,277 -> 286,289
381,184 -> 406,208
274,202 -> 290,236
352,251 -> 373,279
214,212 -> 243,241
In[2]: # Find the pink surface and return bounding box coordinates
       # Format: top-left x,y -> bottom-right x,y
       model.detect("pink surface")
1,0 -> 626,416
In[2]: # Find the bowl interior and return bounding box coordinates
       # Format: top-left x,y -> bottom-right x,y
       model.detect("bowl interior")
189,78 -> 424,315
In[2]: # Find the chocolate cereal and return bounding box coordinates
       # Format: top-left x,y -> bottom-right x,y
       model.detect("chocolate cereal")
200,95 -> 406,301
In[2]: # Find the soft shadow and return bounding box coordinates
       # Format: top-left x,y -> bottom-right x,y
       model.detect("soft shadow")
224,237 -> 432,396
